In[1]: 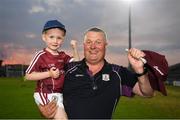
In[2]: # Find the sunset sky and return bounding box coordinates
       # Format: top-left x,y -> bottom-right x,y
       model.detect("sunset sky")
0,0 -> 180,67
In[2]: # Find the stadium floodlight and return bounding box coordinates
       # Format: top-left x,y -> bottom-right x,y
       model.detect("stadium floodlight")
123,0 -> 135,4
122,0 -> 137,68
124,0 -> 135,49
123,0 -> 137,49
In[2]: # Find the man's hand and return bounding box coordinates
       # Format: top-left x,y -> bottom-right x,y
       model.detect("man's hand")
38,100 -> 58,118
127,48 -> 154,97
127,48 -> 145,73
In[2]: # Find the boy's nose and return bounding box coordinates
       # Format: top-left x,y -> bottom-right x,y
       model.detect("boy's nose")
54,38 -> 58,43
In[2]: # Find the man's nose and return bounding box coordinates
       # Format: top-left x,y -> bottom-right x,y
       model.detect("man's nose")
90,42 -> 96,49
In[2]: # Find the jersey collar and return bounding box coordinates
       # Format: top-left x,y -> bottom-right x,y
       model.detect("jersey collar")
80,58 -> 112,76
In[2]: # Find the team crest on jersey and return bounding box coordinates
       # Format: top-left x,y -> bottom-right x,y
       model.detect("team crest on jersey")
102,74 -> 110,81
59,70 -> 65,74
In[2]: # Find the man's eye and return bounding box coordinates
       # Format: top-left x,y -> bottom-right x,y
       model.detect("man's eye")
95,41 -> 102,45
96,41 -> 101,44
86,41 -> 91,44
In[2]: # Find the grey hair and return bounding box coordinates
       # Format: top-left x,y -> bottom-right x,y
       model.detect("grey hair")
83,27 -> 107,42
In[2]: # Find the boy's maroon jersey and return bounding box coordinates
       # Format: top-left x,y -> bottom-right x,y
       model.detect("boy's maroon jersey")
26,49 -> 71,93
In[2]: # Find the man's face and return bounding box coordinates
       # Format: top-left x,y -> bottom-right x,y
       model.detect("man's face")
84,31 -> 107,65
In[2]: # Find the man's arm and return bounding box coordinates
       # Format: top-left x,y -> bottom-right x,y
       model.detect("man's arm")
38,100 -> 58,118
133,73 -> 154,97
127,48 -> 154,97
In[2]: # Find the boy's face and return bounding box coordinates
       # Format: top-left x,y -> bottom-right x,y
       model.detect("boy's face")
42,28 -> 65,52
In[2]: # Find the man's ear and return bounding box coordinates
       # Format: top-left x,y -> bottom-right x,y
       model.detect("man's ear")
105,41 -> 108,46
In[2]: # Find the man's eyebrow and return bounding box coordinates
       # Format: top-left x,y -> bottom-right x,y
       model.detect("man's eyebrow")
96,39 -> 102,41
84,39 -> 90,41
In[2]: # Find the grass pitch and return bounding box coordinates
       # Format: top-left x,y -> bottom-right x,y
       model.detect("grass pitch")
0,77 -> 179,119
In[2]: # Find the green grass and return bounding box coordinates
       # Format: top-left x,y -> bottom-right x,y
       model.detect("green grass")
0,77 -> 180,119
113,86 -> 180,119
0,77 -> 42,119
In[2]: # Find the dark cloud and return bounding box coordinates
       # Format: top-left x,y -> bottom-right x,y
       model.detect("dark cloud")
0,0 -> 180,65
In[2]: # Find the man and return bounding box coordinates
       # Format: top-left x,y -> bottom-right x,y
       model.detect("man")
39,27 -> 154,119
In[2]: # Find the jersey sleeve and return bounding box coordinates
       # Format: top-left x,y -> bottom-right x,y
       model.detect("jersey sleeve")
25,51 -> 43,74
63,52 -> 73,64
119,67 -> 138,97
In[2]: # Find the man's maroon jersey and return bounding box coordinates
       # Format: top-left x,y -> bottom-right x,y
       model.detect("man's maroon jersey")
26,49 -> 71,93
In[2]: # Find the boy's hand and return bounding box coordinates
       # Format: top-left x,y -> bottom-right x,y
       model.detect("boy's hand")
70,40 -> 77,49
49,67 -> 60,79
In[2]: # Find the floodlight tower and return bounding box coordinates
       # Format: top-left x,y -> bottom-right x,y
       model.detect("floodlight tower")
124,0 -> 135,68
126,0 -> 135,49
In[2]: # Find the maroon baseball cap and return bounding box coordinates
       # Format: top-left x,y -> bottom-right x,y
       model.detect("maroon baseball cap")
143,50 -> 168,96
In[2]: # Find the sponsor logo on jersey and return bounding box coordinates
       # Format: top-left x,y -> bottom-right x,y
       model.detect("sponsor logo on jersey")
58,60 -> 64,63
75,74 -> 84,77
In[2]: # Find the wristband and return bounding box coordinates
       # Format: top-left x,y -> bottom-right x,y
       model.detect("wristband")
135,67 -> 148,77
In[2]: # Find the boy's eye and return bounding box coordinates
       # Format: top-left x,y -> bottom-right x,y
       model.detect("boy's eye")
49,36 -> 54,39
57,37 -> 62,40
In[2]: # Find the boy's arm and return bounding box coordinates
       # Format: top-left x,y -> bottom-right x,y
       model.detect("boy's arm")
25,67 -> 59,81
71,40 -> 80,61
25,71 -> 50,81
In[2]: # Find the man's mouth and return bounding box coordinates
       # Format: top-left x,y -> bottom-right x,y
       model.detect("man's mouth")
89,51 -> 97,54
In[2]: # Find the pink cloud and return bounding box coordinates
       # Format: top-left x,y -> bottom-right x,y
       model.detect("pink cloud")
1,43 -> 35,65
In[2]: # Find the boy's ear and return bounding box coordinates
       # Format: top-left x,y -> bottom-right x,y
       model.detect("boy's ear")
42,34 -> 46,42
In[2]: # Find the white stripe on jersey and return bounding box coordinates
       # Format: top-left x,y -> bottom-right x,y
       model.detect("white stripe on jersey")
112,70 -> 122,96
65,64 -> 80,75
26,50 -> 45,73
69,58 -> 74,62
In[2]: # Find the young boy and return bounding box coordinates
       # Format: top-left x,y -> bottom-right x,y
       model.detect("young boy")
25,20 -> 79,119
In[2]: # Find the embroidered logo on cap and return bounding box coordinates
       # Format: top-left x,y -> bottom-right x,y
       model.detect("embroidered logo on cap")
153,66 -> 164,75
